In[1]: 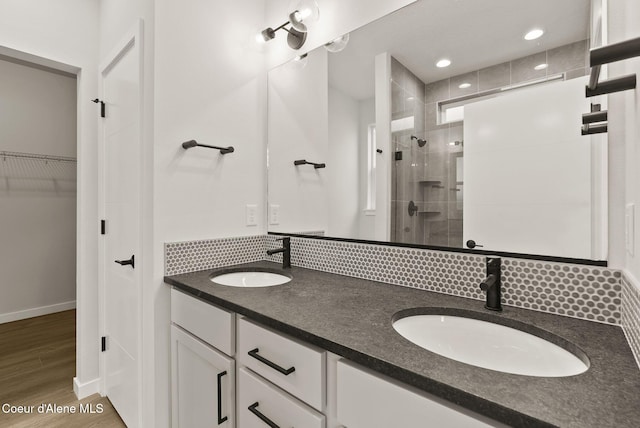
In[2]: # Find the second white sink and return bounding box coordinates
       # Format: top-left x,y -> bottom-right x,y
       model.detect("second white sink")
393,312 -> 589,377
211,271 -> 291,287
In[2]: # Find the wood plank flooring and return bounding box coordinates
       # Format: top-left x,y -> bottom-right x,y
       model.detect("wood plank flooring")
0,310 -> 126,427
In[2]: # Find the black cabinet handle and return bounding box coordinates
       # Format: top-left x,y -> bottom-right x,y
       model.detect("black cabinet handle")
248,402 -> 279,428
114,255 -> 135,268
217,371 -> 228,425
248,348 -> 295,375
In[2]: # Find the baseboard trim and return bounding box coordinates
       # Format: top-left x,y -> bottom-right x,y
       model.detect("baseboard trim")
73,376 -> 101,400
0,300 -> 76,324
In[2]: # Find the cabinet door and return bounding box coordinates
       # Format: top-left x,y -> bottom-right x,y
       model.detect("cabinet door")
171,325 -> 235,428
336,360 -> 504,428
238,368 -> 325,428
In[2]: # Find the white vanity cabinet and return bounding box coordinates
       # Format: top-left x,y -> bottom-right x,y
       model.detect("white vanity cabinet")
170,287 -> 503,428
170,289 -> 236,428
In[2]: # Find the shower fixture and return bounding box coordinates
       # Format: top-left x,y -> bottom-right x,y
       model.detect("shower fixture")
449,140 -> 463,146
411,135 -> 427,147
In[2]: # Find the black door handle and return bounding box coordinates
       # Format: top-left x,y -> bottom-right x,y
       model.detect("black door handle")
248,348 -> 295,375
114,255 -> 135,269
248,402 -> 279,428
217,371 -> 228,425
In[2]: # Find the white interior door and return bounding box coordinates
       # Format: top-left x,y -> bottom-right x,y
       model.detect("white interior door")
101,24 -> 142,428
463,76 -> 599,259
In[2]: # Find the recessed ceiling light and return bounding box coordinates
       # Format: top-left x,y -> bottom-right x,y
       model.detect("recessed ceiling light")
524,29 -> 544,40
458,82 -> 471,89
436,59 -> 451,68
534,63 -> 548,71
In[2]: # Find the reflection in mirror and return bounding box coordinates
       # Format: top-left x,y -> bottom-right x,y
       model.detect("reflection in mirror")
267,0 -> 607,262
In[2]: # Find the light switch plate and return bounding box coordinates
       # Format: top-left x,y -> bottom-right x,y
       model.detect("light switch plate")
246,204 -> 257,226
626,203 -> 635,256
269,204 -> 280,225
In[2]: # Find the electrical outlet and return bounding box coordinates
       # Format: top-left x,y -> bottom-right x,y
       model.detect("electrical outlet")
269,204 -> 280,225
626,203 -> 635,256
246,204 -> 257,226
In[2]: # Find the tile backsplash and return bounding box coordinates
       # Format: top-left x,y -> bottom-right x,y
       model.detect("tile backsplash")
166,234 -> 622,325
622,273 -> 640,369
165,235 -> 265,276
265,235 -> 621,325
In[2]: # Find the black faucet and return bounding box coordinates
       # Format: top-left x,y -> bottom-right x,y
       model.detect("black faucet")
480,257 -> 502,311
266,237 -> 291,269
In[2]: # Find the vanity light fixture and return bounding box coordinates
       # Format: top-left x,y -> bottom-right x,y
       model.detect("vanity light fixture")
458,82 -> 471,89
256,0 -> 319,50
524,28 -> 544,40
534,63 -> 548,70
436,58 -> 451,68
324,33 -> 350,53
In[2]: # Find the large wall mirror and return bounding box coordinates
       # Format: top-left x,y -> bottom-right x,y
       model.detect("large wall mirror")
267,0 -> 608,263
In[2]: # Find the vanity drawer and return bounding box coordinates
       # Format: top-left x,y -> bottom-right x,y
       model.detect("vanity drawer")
238,368 -> 324,428
171,288 -> 235,356
237,317 -> 325,411
336,360 -> 504,428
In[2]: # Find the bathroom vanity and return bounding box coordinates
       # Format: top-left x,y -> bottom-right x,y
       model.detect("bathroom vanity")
165,261 -> 640,428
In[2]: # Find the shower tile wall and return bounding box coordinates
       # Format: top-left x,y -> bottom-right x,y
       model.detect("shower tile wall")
390,40 -> 589,248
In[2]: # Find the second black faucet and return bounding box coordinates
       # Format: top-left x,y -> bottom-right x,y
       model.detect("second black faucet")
266,237 -> 291,269
480,257 -> 502,311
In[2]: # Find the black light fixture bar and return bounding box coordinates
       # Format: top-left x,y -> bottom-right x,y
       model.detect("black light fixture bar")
294,159 -> 325,169
182,139 -> 234,154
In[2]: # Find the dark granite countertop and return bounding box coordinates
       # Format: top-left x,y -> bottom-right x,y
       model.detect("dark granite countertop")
165,261 -> 640,427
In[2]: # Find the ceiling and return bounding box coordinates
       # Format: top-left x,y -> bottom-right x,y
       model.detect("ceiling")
328,0 -> 590,100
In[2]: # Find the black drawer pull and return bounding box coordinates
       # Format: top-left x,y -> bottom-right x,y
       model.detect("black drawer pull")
248,348 -> 295,375
248,402 -> 279,428
217,371 -> 228,425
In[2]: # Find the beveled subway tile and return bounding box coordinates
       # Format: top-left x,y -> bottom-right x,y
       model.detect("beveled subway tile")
425,78 -> 450,104
450,71 -> 479,98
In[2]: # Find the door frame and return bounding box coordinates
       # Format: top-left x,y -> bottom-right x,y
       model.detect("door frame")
97,19 -> 145,426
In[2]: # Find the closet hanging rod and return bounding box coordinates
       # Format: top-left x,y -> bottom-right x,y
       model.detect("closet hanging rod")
0,151 -> 77,163
182,140 -> 234,154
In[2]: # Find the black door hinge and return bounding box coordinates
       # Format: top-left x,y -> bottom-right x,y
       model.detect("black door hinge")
92,98 -> 105,118
101,336 -> 107,352
100,220 -> 106,235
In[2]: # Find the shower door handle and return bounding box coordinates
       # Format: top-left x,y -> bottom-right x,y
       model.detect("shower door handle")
466,240 -> 484,249
115,255 -> 135,269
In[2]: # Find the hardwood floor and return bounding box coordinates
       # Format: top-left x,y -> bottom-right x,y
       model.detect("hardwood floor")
0,310 -> 126,427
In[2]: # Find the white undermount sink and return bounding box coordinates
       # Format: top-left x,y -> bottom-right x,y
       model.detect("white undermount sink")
392,311 -> 589,377
210,270 -> 291,287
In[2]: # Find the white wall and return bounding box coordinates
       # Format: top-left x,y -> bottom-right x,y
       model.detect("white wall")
0,0 -> 100,398
154,1 -> 267,427
328,86 -> 360,237
0,58 -> 77,323
608,0 -> 640,285
268,48 -> 329,234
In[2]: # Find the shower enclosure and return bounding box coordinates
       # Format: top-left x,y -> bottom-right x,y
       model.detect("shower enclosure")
390,57 -> 464,247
